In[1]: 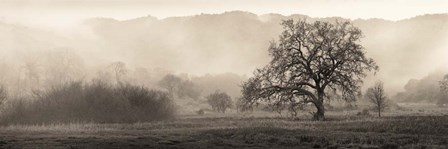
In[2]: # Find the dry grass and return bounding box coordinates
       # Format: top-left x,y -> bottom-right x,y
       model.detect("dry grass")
0,104 -> 446,148
0,110 -> 447,148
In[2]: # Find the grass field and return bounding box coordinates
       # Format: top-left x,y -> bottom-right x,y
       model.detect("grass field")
1,106 -> 448,149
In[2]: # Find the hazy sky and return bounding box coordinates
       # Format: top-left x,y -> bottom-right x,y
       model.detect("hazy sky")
0,0 -> 447,95
1,0 -> 447,29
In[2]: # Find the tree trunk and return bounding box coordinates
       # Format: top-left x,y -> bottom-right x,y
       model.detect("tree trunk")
378,108 -> 381,117
314,102 -> 325,121
314,91 -> 325,121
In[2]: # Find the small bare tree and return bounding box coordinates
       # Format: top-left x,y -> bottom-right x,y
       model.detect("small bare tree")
45,48 -> 85,87
23,61 -> 40,90
109,61 -> 128,85
158,74 -> 183,96
206,91 -> 233,113
365,81 -> 388,117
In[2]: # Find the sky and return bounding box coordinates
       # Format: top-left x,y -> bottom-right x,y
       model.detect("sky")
1,0 -> 447,29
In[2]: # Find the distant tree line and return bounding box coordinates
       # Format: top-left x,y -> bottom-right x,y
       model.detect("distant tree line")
395,71 -> 448,105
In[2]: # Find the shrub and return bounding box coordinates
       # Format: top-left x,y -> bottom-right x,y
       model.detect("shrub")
196,109 -> 205,115
206,91 -> 232,113
0,80 -> 176,125
356,109 -> 371,117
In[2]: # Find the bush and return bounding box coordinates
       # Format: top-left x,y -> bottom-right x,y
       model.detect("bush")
206,91 -> 232,113
0,80 -> 176,125
196,109 -> 205,115
356,109 -> 371,117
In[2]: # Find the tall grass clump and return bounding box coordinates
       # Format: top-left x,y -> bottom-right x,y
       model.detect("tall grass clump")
0,80 -> 176,125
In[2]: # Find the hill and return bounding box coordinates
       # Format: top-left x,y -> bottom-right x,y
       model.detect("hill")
1,12 -> 447,96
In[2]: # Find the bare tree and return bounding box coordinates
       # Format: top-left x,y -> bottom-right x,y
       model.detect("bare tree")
178,80 -> 201,99
158,74 -> 201,99
158,74 -> 183,96
207,91 -> 232,113
240,19 -> 378,120
365,81 -> 388,117
109,61 -> 128,85
132,67 -> 151,86
22,61 -> 40,91
45,48 -> 85,87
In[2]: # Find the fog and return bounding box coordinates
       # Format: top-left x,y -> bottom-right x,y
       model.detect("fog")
0,1 -> 448,101
1,13 -> 447,96
1,1 -> 448,147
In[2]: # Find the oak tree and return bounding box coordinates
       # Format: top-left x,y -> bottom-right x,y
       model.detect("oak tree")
240,19 -> 378,120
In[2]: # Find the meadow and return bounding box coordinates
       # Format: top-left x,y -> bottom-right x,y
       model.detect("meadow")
0,105 -> 447,149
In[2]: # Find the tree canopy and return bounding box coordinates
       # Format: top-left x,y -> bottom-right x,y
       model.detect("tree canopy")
158,74 -> 201,99
206,91 -> 233,113
240,19 -> 378,120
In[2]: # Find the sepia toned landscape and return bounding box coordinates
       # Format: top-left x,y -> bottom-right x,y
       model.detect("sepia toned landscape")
0,0 -> 448,148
